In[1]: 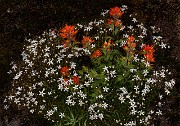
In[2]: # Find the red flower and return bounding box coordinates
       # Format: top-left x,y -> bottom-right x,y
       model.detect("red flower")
107,19 -> 122,27
144,53 -> 155,62
127,36 -> 135,43
123,36 -> 136,51
102,39 -> 114,50
142,45 -> 155,54
82,36 -> 94,44
60,66 -> 69,76
72,76 -> 80,85
109,7 -> 124,18
142,44 -> 155,62
91,49 -> 103,58
59,24 -> 78,39
81,36 -> 94,47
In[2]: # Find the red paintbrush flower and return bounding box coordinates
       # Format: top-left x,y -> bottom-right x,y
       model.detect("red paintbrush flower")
109,7 -> 124,18
91,49 -> 103,58
59,24 -> 78,39
81,36 -> 94,47
102,39 -> 114,51
142,44 -> 155,62
142,45 -> 155,54
72,76 -> 80,85
60,66 -> 70,76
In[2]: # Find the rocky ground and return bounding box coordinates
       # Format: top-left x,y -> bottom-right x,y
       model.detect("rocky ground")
0,0 -> 179,125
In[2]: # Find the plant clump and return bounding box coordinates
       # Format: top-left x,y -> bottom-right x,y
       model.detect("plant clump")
4,5 -> 176,126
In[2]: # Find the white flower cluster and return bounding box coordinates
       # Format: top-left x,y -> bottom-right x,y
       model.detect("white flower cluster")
103,66 -> 116,81
88,103 -> 106,120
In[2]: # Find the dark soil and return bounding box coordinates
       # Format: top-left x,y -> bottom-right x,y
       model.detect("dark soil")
0,0 -> 179,126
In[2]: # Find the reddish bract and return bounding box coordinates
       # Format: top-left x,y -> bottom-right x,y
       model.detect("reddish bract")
109,7 -> 124,18
91,49 -> 103,58
59,24 -> 78,39
60,66 -> 69,76
142,45 -> 155,62
72,76 -> 80,85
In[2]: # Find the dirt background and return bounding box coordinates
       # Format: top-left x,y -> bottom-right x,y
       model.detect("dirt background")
0,0 -> 179,125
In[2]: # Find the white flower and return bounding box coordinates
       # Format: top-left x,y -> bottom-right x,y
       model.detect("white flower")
47,59 -> 53,65
4,105 -> 9,110
71,100 -> 76,106
134,85 -> 139,91
39,88 -> 46,97
89,77 -> 94,83
110,70 -> 116,78
132,18 -> 137,23
45,70 -> 50,78
13,71 -> 23,80
44,47 -> 50,52
119,95 -> 125,103
120,87 -> 128,95
89,115 -> 95,120
12,64 -> 17,70
101,102 -> 108,109
68,54 -> 74,58
103,66 -> 109,73
79,100 -> 84,106
165,81 -> 175,89
130,69 -> 137,73
84,81 -> 90,87
59,113 -> 65,118
122,5 -> 128,11
143,69 -> 149,76
66,97 -> 72,105
77,23 -> 83,28
150,26 -> 156,30
160,71 -> 165,78
46,110 -> 54,117
34,101 -> 38,105
100,12 -> 106,17
123,34 -> 129,38
8,95 -> 15,100
156,109 -> 162,115
131,108 -> 137,115
127,25 -> 133,30
105,76 -> 110,81
40,105 -> 45,110
27,91 -> 34,97
84,26 -> 93,31
91,44 -> 95,48
103,86 -> 109,92
88,21 -> 94,26
133,54 -> 140,62
70,62 -> 76,69
15,91 -> 21,95
38,81 -> 44,86
95,36 -> 99,40
98,113 -> 104,120
138,35 -> 144,38
132,75 -> 141,81
139,110 -> 145,116
30,109 -> 34,113
97,95 -> 103,99
165,88 -> 170,95
14,98 -> 20,104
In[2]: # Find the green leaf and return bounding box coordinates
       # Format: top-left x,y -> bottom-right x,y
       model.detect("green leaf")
115,40 -> 122,44
105,36 -> 114,41
82,66 -> 88,71
114,28 -> 119,35
89,69 -> 98,78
